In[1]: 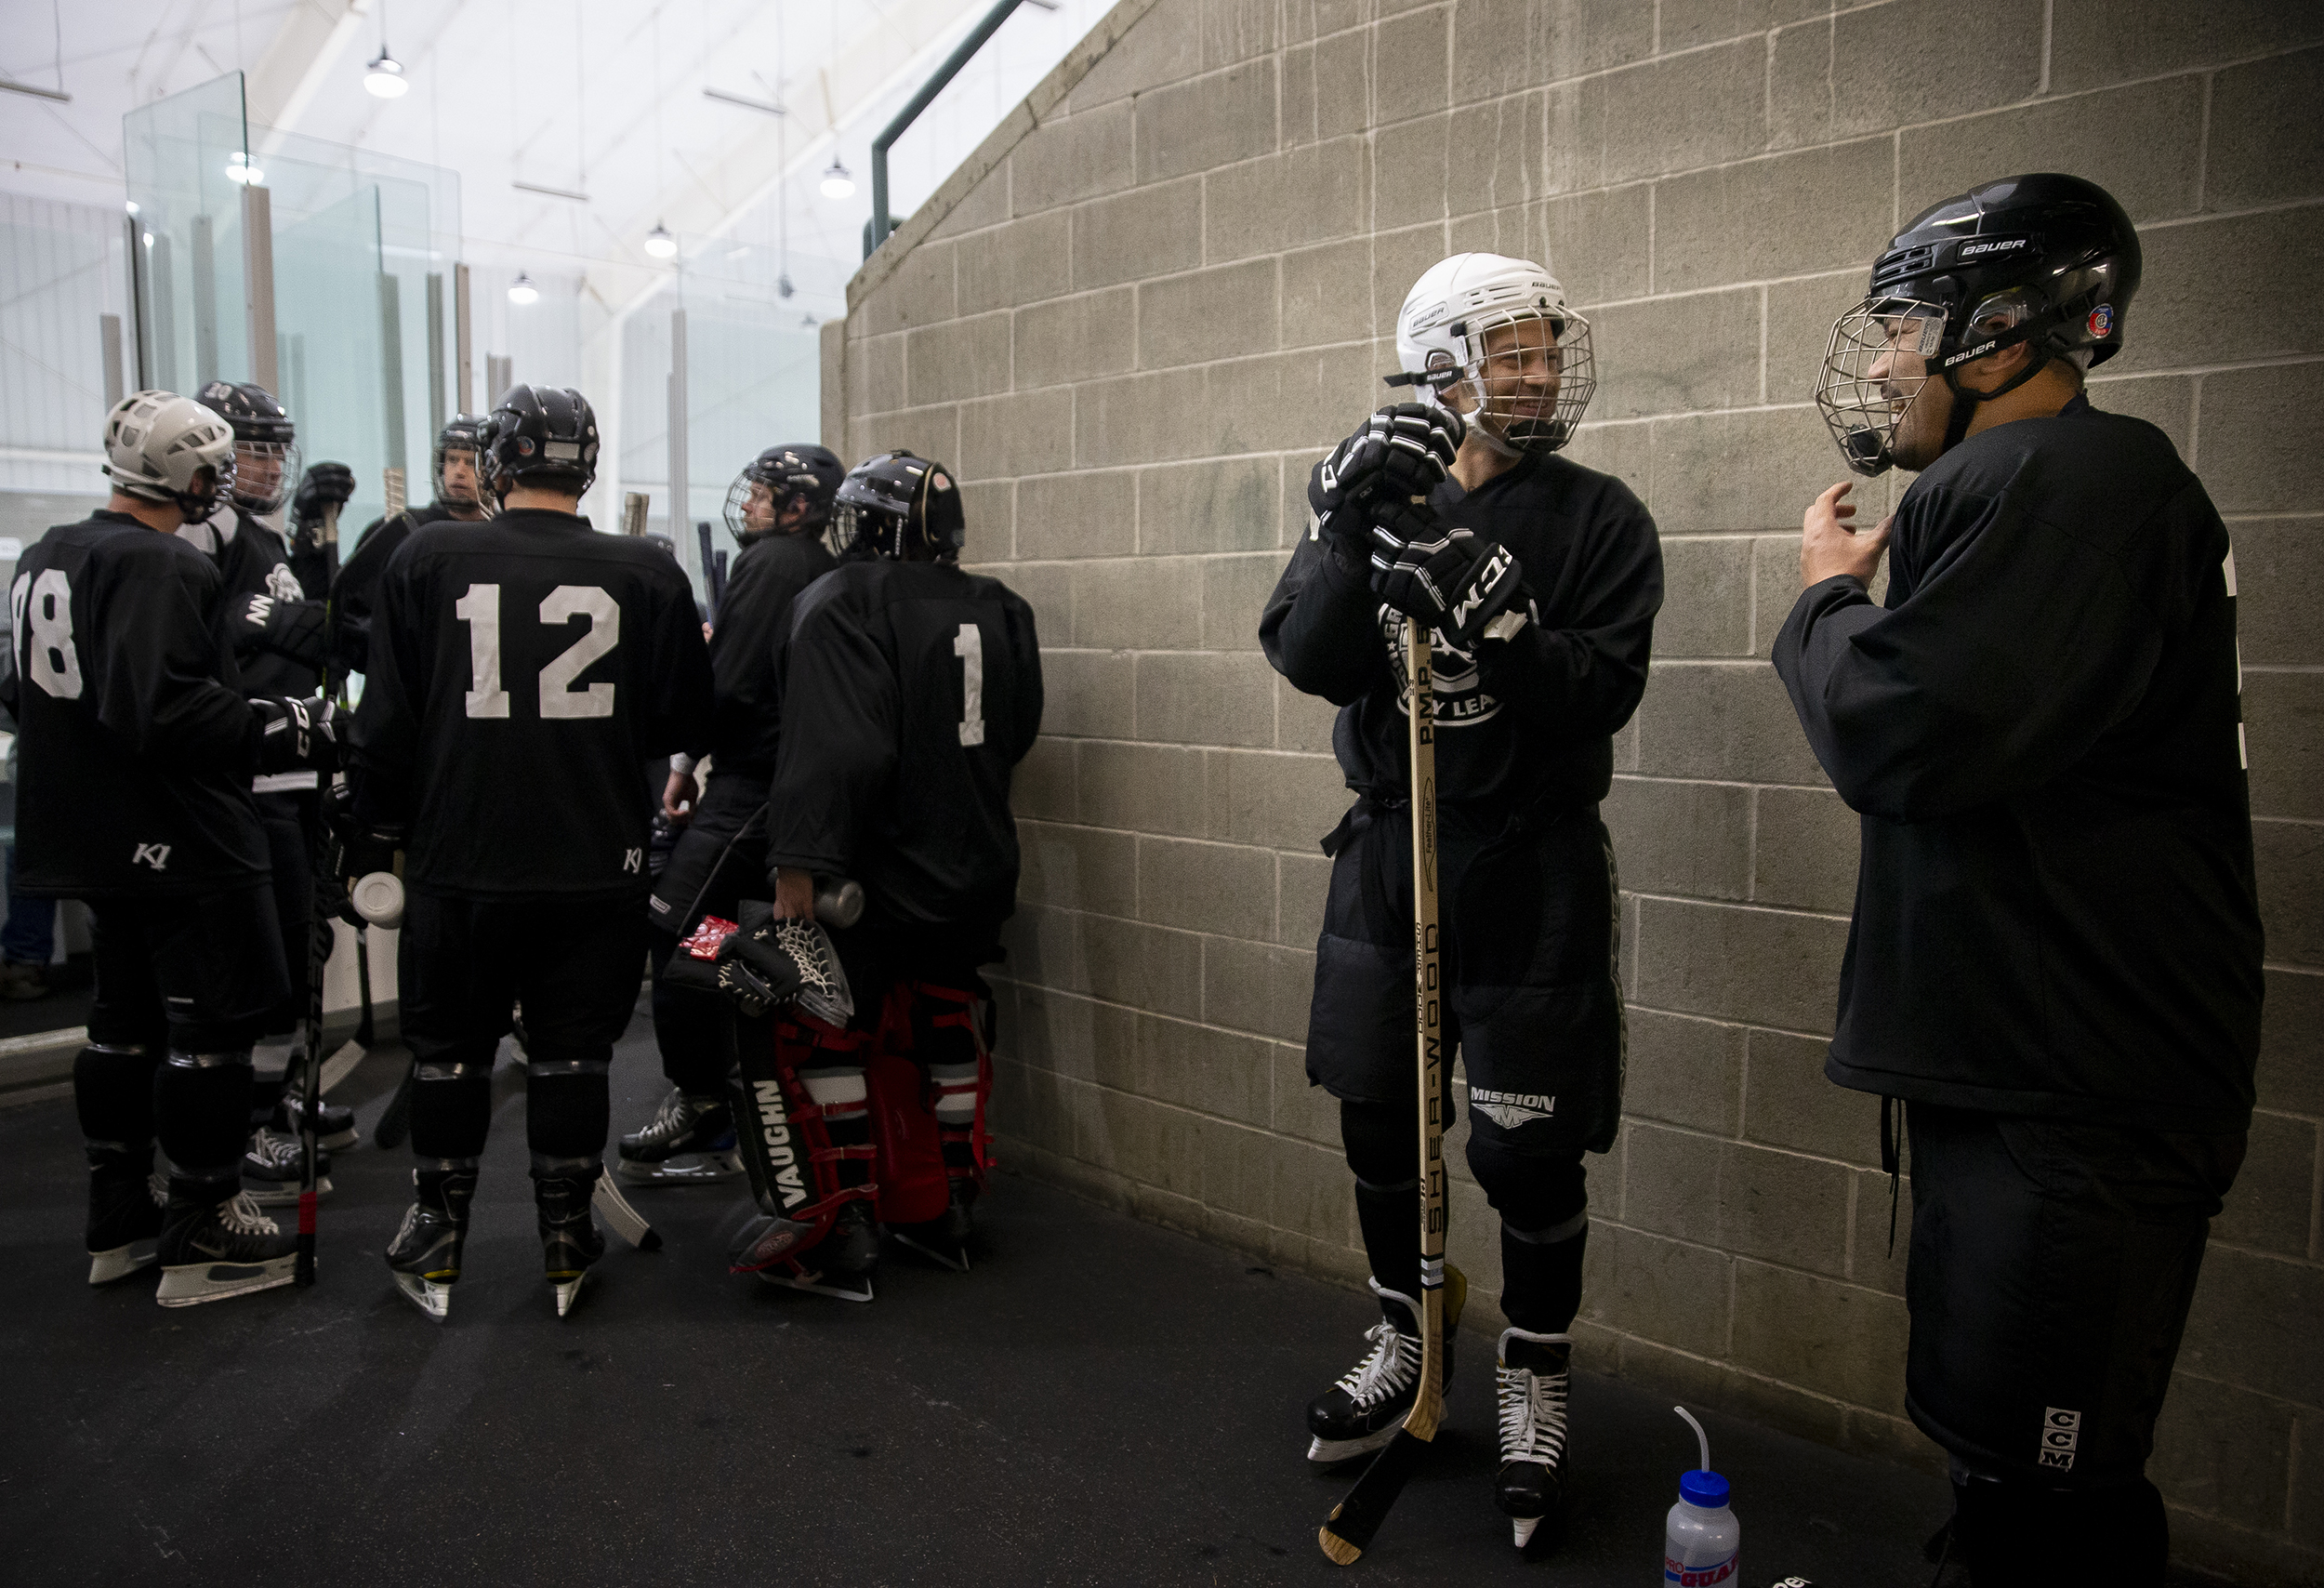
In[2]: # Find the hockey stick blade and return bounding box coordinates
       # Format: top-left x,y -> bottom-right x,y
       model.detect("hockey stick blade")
1319,1430 -> 1429,1565
317,1039 -> 366,1094
593,1171 -> 663,1251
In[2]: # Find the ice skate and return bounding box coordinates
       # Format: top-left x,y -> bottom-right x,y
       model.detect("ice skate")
891,1179 -> 976,1272
242,1126 -> 331,1206
155,1186 -> 297,1306
615,1087 -> 742,1185
1496,1327 -> 1572,1548
535,1170 -> 606,1317
86,1151 -> 165,1285
384,1166 -> 477,1322
1305,1272 -> 1465,1465
756,1197 -> 878,1303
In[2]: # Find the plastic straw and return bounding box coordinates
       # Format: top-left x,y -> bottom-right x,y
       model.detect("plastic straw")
1673,1405 -> 1712,1473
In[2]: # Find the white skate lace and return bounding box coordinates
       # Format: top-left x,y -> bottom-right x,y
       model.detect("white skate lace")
645,1088 -> 693,1140
1335,1319 -> 1422,1409
220,1191 -> 282,1237
147,1171 -> 167,1208
247,1129 -> 303,1171
1497,1361 -> 1569,1466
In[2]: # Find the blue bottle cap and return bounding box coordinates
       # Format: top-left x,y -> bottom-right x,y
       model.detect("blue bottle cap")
1680,1469 -> 1730,1508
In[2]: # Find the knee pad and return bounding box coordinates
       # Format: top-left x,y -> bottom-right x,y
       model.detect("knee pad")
727,1015 -> 876,1276
153,1050 -> 254,1180
74,1043 -> 160,1148
1466,1136 -> 1588,1234
410,1052 -> 496,1162
523,1052 -> 613,1160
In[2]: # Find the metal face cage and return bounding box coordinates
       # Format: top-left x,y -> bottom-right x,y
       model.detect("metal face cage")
1456,308 -> 1596,457
1815,296 -> 1947,477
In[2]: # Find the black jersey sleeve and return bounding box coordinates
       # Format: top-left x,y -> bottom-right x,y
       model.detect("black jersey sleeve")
347,538 -> 427,828
1001,588 -> 1044,763
94,546 -> 257,775
764,581 -> 897,875
1477,490 -> 1661,740
643,564 -> 716,758
1773,474 -> 2188,822
1260,529 -> 1393,705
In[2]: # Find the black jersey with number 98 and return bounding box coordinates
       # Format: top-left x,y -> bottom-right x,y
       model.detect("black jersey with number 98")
350,509 -> 713,901
766,560 -> 1043,929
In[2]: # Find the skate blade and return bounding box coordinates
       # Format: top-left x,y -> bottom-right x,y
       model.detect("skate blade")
758,1268 -> 875,1303
317,1126 -> 359,1152
891,1228 -> 971,1273
156,1254 -> 297,1306
390,1271 -> 453,1321
551,1271 -> 589,1317
616,1150 -> 742,1185
1511,1516 -> 1541,1549
244,1175 -> 332,1208
88,1238 -> 160,1286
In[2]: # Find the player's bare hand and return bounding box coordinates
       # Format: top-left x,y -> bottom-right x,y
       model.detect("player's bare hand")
663,769 -> 698,825
1801,482 -> 1891,589
772,866 -> 816,920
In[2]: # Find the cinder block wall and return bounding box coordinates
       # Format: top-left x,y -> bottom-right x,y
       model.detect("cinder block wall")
827,2 -> 2324,1576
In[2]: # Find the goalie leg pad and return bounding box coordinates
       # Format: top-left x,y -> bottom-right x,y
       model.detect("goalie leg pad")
909,979 -> 996,1188
726,1017 -> 875,1276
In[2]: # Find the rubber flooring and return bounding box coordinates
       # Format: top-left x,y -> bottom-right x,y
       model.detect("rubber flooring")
1,1012 -> 1967,1588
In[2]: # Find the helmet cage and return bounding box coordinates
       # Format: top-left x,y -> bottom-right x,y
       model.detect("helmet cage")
1815,296 -> 1948,477
230,437 -> 300,514
1448,305 -> 1595,458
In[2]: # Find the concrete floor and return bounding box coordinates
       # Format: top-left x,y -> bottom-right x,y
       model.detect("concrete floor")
1,1014 -> 1968,1587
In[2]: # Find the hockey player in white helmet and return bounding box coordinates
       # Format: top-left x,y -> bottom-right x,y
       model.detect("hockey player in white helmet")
1260,254 -> 1663,1550
3,391 -> 341,1305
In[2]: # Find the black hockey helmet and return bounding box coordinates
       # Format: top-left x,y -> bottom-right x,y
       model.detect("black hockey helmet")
433,413 -> 486,505
477,385 -> 600,500
830,450 -> 965,562
195,379 -> 299,512
724,443 -> 845,546
1816,173 -> 2142,475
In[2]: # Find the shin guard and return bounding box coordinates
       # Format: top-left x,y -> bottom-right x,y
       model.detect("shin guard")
726,1015 -> 875,1276
910,979 -> 996,1190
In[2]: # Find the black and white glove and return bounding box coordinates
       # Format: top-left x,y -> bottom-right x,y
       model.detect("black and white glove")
235,591 -> 328,666
250,694 -> 341,775
714,930 -> 806,1018
292,462 -> 356,527
1307,404 -> 1466,549
1368,517 -> 1527,649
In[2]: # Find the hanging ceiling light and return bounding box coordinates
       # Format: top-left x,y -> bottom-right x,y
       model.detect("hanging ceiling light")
819,158 -> 854,200
644,222 -> 678,259
225,150 -> 264,185
364,47 -> 408,98
508,272 -> 539,306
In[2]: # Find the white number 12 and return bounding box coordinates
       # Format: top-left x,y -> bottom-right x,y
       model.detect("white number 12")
456,583 -> 620,720
953,622 -> 985,747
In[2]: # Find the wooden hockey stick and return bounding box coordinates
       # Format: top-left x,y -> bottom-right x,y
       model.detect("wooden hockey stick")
293,501 -> 348,1287
1320,615 -> 1446,1565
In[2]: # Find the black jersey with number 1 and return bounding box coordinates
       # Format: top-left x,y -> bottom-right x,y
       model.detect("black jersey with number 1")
3,510 -> 269,897
765,560 -> 1043,929
350,509 -> 713,901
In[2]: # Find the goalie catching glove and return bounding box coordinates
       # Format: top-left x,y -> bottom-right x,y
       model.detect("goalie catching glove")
1367,508 -> 1528,650
1309,404 -> 1465,550
250,694 -> 341,775
665,905 -> 853,1027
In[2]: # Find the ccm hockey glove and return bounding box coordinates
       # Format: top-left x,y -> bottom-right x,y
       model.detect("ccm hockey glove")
1308,403 -> 1466,550
251,694 -> 342,776
235,590 -> 328,667
1368,518 -> 1527,650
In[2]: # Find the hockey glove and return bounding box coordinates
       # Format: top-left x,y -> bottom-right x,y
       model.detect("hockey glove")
292,462 -> 356,527
1308,404 -> 1466,549
1369,522 -> 1527,650
714,932 -> 806,1018
251,694 -> 341,776
235,591 -> 329,668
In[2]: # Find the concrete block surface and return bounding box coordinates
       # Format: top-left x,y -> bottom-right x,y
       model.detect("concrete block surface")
1136,61 -> 1279,185
1602,774 -> 1752,902
2205,46 -> 2324,210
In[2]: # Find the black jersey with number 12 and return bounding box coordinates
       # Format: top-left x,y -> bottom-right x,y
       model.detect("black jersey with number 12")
351,509 -> 714,901
766,560 -> 1043,929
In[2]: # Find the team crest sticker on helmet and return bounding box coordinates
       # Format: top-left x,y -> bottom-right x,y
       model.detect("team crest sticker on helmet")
1388,253 -> 1596,459
1813,172 -> 2142,476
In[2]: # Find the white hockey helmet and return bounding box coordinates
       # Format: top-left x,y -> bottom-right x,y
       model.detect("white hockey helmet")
1391,253 -> 1595,458
102,390 -> 237,518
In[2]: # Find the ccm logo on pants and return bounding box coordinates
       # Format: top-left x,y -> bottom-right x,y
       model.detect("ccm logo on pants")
2040,1407 -> 2081,1470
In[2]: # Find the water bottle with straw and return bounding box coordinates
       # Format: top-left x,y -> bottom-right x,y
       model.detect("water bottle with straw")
1663,1405 -> 1740,1585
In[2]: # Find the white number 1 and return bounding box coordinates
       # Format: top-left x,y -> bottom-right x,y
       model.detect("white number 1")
456,583 -> 508,717
954,622 -> 985,747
